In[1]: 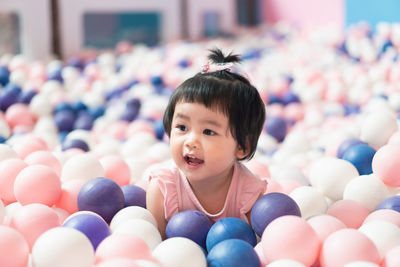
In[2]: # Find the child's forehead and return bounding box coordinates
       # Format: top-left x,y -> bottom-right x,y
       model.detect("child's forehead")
174,101 -> 229,120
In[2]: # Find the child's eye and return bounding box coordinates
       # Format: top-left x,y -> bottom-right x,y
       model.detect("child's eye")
176,124 -> 187,132
203,129 -> 216,136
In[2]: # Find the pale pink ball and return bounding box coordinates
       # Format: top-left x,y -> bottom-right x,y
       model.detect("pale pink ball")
55,179 -> 85,214
284,103 -> 304,122
307,214 -> 347,242
0,225 -> 29,267
96,258 -> 140,267
326,200 -> 370,228
372,144 -> 400,187
261,215 -> 320,266
24,150 -> 62,176
382,246 -> 400,267
125,120 -> 155,138
14,164 -> 61,206
95,233 -> 153,263
320,228 -> 380,267
245,160 -> 270,178
387,131 -> 400,146
279,179 -> 301,194
264,178 -> 284,194
12,135 -> 48,159
11,203 -> 60,250
5,103 -> 36,130
0,158 -> 27,202
363,209 -> 400,228
105,121 -> 129,140
254,242 -> 269,266
99,155 -> 131,186
52,207 -> 70,224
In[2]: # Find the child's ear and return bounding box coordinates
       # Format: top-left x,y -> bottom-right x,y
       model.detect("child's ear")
236,145 -> 249,160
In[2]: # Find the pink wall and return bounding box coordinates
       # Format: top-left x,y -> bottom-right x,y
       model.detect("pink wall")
263,0 -> 344,28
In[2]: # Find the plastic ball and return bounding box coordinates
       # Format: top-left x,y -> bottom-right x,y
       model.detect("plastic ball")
18,89 -> 37,104
152,237 -> 207,267
54,110 -> 76,132
74,113 -> 94,130
99,155 -> 131,186
382,246 -> 400,267
113,218 -> 162,251
206,217 -> 256,252
61,153 -> 105,182
326,199 -> 370,228
307,214 -> 346,242
377,196 -> 400,212
261,215 -> 319,266
343,262 -> 379,267
372,144 -> 400,187
166,210 -> 212,250
207,239 -> 260,267
0,66 -> 10,86
360,111 -> 397,148
63,211 -> 111,250
5,103 -> 35,130
337,138 -> 366,159
0,84 -> 21,111
0,143 -> 18,161
96,258 -> 140,267
266,260 -> 306,267
32,227 -> 95,267
0,199 -> 4,224
0,158 -> 27,202
363,209 -> 400,227
12,135 -> 48,159
62,138 -> 90,152
78,177 -> 125,223
265,116 -> 287,142
0,225 -> 29,267
110,206 -> 157,231
24,150 -> 62,177
289,185 -> 328,219
29,93 -> 53,117
343,174 -> 389,211
320,228 -> 380,267
56,179 -> 85,214
121,185 -> 146,208
11,203 -> 60,250
342,144 -> 376,175
250,192 -> 301,237
14,164 -> 61,206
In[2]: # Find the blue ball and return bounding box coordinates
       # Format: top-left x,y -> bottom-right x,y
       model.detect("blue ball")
377,195 -> 400,213
77,177 -> 125,223
337,138 -> 366,159
0,83 -> 21,111
166,210 -> 212,250
206,217 -> 256,252
153,119 -> 165,140
54,110 -> 76,132
121,185 -> 146,208
250,192 -> 301,237
63,211 -> 111,250
207,239 -> 261,267
342,144 -> 376,175
88,106 -> 105,119
265,116 -> 287,142
0,66 -> 10,86
54,102 -> 74,114
71,101 -> 88,114
62,138 -> 90,152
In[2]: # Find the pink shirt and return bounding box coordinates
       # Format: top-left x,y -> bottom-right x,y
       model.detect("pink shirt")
146,160 -> 267,224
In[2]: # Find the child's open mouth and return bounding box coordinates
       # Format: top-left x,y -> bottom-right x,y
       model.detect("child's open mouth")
184,155 -> 204,166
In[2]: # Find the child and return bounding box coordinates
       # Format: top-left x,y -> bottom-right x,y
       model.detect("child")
146,48 -> 267,238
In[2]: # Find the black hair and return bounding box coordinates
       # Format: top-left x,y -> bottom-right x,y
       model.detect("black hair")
163,48 -> 266,160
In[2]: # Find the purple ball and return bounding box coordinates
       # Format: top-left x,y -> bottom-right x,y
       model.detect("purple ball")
0,84 -> 21,111
63,211 -> 111,250
250,192 -> 301,237
62,138 -> 90,152
265,116 -> 287,142
377,195 -> 400,213
54,110 -> 76,132
166,209 -> 212,250
73,113 -> 94,130
121,185 -> 146,208
337,138 -> 366,159
77,177 -> 125,223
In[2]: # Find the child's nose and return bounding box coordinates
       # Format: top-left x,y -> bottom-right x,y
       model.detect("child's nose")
185,132 -> 199,149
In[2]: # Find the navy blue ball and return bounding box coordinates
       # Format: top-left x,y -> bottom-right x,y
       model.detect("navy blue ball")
151,75 -> 163,86
153,119 -> 165,140
250,192 -> 301,237
0,83 -> 21,111
120,106 -> 139,122
54,102 -> 74,114
337,138 -> 366,159
54,110 -> 76,132
0,66 -> 10,86
342,144 -> 376,175
121,185 -> 146,208
62,138 -> 90,152
166,209 -> 212,250
74,113 -> 94,130
0,135 -> 6,143
77,177 -> 125,223
18,89 -> 37,104
377,196 -> 400,213
206,217 -> 256,252
71,101 -> 88,114
265,116 -> 287,142
207,239 -> 261,267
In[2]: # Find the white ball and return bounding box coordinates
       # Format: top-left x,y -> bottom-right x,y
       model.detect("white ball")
61,153 -> 105,182
125,157 -> 149,184
135,260 -> 162,267
358,220 -> 400,259
0,118 -> 11,138
145,142 -> 171,163
65,130 -> 95,150
266,259 -> 306,267
30,94 -> 53,117
120,132 -> 157,158
343,174 -> 389,211
360,111 -> 398,148
308,157 -> 359,201
281,131 -> 311,153
343,261 -> 380,267
0,144 -> 18,162
113,219 -> 162,251
271,166 -> 309,186
9,69 -> 27,87
152,237 -> 207,267
92,138 -> 121,157
110,206 -> 157,231
0,199 -> 4,224
289,186 -> 328,219
32,227 -> 95,267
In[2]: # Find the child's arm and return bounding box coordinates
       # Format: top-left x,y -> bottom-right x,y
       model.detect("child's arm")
146,178 -> 168,239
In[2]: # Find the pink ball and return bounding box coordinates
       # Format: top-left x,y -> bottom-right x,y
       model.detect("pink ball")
95,233 -> 153,263
0,158 -> 27,202
264,178 -> 284,194
11,203 -> 60,250
96,258 -> 140,267
5,103 -> 36,130
24,150 -> 62,177
105,121 -> 129,140
52,207 -> 70,224
245,160 -> 270,178
99,155 -> 131,186
307,214 -> 347,242
12,135 -> 48,159
326,200 -> 370,228
55,179 -> 85,214
320,229 -> 380,267
372,144 -> 400,187
382,246 -> 400,267
0,225 -> 29,267
363,209 -> 400,228
126,120 -> 155,138
254,242 -> 269,266
14,164 -> 61,206
261,215 -> 320,266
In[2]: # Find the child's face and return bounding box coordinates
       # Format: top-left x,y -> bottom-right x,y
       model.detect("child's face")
169,101 -> 246,183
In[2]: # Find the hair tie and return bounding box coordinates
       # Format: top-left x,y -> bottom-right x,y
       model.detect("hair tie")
201,61 -> 233,74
